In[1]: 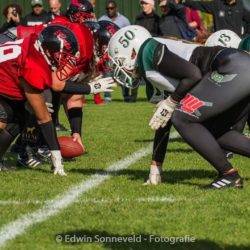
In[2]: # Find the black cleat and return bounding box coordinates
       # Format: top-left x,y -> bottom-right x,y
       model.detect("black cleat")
202,172 -> 243,190
17,146 -> 44,168
17,153 -> 44,168
55,123 -> 69,132
37,145 -> 51,161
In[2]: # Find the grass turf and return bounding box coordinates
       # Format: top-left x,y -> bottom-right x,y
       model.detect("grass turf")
0,86 -> 250,250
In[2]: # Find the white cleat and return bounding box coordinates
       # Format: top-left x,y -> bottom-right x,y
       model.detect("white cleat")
143,173 -> 161,185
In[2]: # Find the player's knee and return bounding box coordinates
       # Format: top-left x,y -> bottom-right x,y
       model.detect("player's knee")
0,101 -> 13,124
171,111 -> 187,131
192,70 -> 202,84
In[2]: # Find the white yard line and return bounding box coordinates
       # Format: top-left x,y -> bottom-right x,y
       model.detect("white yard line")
0,131 -> 180,248
0,144 -> 152,248
0,196 -> 176,206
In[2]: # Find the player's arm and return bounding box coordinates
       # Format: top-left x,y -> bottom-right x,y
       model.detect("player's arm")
62,94 -> 84,149
51,71 -> 116,95
149,45 -> 202,130
21,79 -> 66,176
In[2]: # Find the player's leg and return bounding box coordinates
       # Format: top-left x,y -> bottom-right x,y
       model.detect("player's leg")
171,50 -> 250,189
0,97 -> 22,170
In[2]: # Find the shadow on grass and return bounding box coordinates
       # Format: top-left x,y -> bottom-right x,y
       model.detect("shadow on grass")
110,97 -> 148,103
69,168 -> 216,185
134,137 -> 184,144
56,230 -> 250,250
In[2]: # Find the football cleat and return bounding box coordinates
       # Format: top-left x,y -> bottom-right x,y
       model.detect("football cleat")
94,94 -> 104,105
143,173 -> 162,185
55,123 -> 70,132
17,152 -> 44,168
202,172 -> 243,189
37,145 -> 52,161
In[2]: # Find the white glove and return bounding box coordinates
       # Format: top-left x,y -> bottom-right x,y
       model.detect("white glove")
143,165 -> 162,185
89,76 -> 116,94
51,150 -> 67,176
149,96 -> 178,130
45,102 -> 54,113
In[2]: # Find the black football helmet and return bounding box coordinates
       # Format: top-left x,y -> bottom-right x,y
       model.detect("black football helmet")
83,20 -> 120,58
83,20 -> 120,74
67,0 -> 95,24
37,24 -> 80,81
96,20 -> 120,58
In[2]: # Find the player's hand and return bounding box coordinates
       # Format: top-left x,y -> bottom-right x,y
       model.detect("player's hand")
72,133 -> 85,151
89,76 -> 116,94
51,150 -> 67,176
149,96 -> 178,130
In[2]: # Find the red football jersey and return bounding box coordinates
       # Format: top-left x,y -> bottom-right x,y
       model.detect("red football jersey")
0,35 -> 52,100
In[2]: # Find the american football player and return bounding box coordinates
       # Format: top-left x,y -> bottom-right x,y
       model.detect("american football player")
5,3 -> 114,167
0,22 -> 115,174
108,25 -> 250,189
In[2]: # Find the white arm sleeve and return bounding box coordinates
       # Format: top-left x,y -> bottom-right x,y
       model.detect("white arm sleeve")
145,70 -> 180,93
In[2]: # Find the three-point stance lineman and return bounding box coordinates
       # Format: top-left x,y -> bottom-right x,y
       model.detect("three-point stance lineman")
108,25 -> 250,189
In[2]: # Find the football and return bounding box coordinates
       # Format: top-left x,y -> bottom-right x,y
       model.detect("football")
58,136 -> 85,159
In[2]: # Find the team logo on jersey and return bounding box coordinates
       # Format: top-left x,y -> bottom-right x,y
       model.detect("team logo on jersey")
178,94 -> 213,118
209,71 -> 237,86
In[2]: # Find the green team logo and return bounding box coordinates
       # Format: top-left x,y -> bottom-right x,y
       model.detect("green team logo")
210,71 -> 237,85
211,71 -> 224,82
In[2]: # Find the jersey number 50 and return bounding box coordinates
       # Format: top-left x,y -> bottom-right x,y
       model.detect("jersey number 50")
118,31 -> 135,48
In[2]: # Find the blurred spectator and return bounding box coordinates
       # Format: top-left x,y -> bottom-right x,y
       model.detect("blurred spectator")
185,7 -> 206,36
24,0 -> 50,26
0,4 -> 25,33
99,0 -> 130,102
179,0 -> 250,37
48,0 -> 62,19
131,0 -> 161,103
88,0 -> 96,7
135,0 -> 161,36
158,0 -> 185,38
98,0 -> 130,28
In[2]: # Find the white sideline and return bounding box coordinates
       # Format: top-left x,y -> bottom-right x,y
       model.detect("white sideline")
0,131 -> 180,248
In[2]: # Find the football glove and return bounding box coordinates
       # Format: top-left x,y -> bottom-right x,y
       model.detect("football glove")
89,76 -> 116,94
143,165 -> 162,185
149,96 -> 178,130
51,150 -> 66,176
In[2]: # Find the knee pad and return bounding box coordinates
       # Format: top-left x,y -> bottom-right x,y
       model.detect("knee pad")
0,99 -> 13,123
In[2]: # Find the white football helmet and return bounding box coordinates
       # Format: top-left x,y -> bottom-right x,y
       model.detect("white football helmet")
108,25 -> 151,88
205,29 -> 241,48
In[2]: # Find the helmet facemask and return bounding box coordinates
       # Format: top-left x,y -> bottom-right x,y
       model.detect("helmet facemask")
110,47 -> 139,88
54,50 -> 81,81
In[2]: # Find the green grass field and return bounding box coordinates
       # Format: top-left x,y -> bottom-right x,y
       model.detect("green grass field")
0,86 -> 250,250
